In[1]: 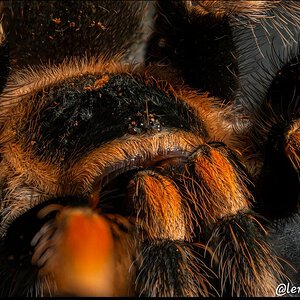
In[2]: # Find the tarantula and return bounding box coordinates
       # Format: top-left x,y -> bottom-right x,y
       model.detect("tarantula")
0,0 -> 300,297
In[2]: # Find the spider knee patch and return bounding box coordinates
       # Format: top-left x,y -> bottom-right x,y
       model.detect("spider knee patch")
180,143 -> 252,224
285,120 -> 300,171
129,170 -> 185,241
32,205 -> 136,297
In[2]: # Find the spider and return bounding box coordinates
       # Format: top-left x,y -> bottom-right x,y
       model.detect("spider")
0,0 -> 299,297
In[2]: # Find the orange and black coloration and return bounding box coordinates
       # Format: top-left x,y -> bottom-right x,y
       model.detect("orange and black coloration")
0,0 -> 299,297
